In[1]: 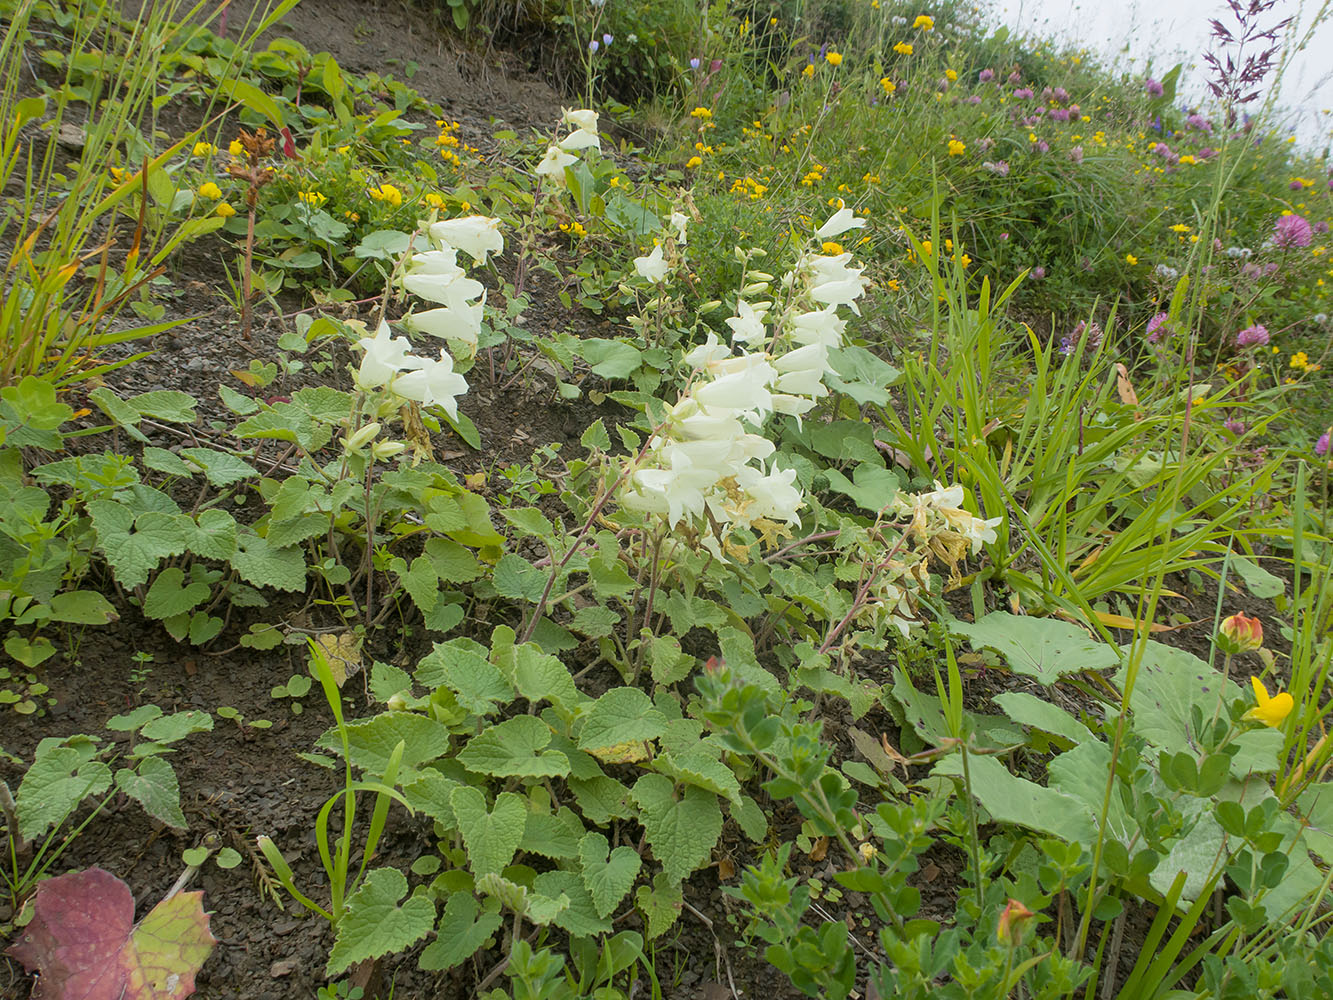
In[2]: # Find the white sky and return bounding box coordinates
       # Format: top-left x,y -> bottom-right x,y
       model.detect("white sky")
990,0 -> 1333,149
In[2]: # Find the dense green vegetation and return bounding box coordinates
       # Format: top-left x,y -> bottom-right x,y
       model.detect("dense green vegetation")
1,0 -> 1331,997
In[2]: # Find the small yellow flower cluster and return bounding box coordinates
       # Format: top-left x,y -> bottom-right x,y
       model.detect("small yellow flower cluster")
434,120 -> 466,167
730,175 -> 769,200
822,241 -> 844,255
686,156 -> 703,169
826,51 -> 843,66
423,192 -> 447,210
879,77 -> 896,95
862,172 -> 881,185
559,220 -> 587,239
689,106 -> 713,120
197,181 -> 222,200
913,14 -> 934,30
192,142 -> 218,157
800,163 -> 827,187
893,41 -> 914,55
1290,351 -> 1322,373
298,190 -> 327,208
369,183 -> 403,207
947,139 -> 966,156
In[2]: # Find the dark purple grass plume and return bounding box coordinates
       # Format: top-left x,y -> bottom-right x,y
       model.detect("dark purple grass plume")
1203,0 -> 1292,125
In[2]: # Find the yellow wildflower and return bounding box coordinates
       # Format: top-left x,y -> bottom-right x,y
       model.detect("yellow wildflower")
215,202 -> 237,218
802,63 -> 815,78
826,51 -> 843,66
894,42 -> 914,55
947,139 -> 966,156
192,142 -> 217,157
913,14 -> 935,30
228,139 -> 244,157
1243,676 -> 1293,728
880,77 -> 896,94
690,107 -> 713,119
197,181 -> 222,200
822,241 -> 844,255
297,190 -> 327,207
1169,223 -> 1191,233
686,156 -> 703,168
945,68 -> 958,81
1125,254 -> 1137,265
369,184 -> 403,207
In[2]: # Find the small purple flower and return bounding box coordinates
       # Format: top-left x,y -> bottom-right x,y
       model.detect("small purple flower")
1273,213 -> 1313,249
1068,145 -> 1084,164
999,232 -> 1009,241
977,137 -> 996,151
1186,113 -> 1212,132
1145,78 -> 1164,97
983,160 -> 1010,176
603,33 -> 613,46
690,57 -> 701,70
1316,430 -> 1330,457
1035,140 -> 1050,153
979,68 -> 995,82
1013,87 -> 1034,99
966,95 -> 982,104
1030,266 -> 1046,280
1225,419 -> 1247,435
1197,147 -> 1217,159
1060,320 -> 1103,356
1049,108 -> 1071,122
588,39 -> 599,52
1236,324 -> 1270,348
1315,221 -> 1329,234
1053,87 -> 1069,102
1007,70 -> 1022,84
1145,312 -> 1170,343
1068,104 -> 1080,117
1290,179 -> 1304,191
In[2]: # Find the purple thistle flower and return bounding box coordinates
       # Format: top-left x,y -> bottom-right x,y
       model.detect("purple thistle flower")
1235,324 -> 1270,348
1186,113 -> 1213,132
1053,87 -> 1069,102
1145,78 -> 1165,97
1273,213 -> 1313,249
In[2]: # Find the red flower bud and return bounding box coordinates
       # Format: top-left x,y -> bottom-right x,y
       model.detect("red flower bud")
998,898 -> 1034,946
279,126 -> 297,159
1217,612 -> 1263,655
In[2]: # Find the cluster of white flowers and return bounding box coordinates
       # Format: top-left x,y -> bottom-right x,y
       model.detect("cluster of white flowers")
894,481 -> 1002,566
535,108 -> 601,184
353,214 -> 505,423
619,208 -> 871,540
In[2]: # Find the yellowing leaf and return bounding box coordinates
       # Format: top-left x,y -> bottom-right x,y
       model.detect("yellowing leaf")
587,740 -> 651,764
311,631 -> 363,687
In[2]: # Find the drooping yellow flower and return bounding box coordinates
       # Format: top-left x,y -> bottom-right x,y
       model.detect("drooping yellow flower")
689,107 -> 713,120
1243,676 -> 1293,728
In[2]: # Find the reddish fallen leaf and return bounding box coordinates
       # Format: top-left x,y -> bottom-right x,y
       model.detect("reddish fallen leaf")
6,868 -> 215,1000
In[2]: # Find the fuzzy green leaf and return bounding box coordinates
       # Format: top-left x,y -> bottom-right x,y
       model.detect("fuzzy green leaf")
418,892 -> 503,972
16,738 -> 112,841
631,774 -> 723,884
230,530 -> 307,591
143,568 -> 210,620
87,502 -> 188,589
492,553 -> 545,602
451,788 -> 527,878
321,712 -> 452,774
179,447 -> 259,487
579,831 -> 642,918
954,612 -> 1118,683
415,638 -> 514,715
579,688 -> 667,756
115,757 -> 185,829
326,868 -> 435,976
635,873 -> 683,938
459,716 -> 571,778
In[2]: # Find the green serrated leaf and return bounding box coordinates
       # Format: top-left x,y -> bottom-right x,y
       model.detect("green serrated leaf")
635,873 -> 683,938
231,530 -> 307,591
492,553 -> 546,602
451,787 -> 526,878
631,774 -> 723,884
579,688 -> 667,756
579,831 -> 642,918
459,716 -> 570,778
320,712 -> 452,773
501,507 -> 555,539
115,756 -> 185,829
415,638 -> 514,715
326,867 -> 435,976
954,612 -> 1118,683
16,739 -> 113,841
418,892 -> 503,971
143,568 -> 211,619
140,710 -> 214,743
